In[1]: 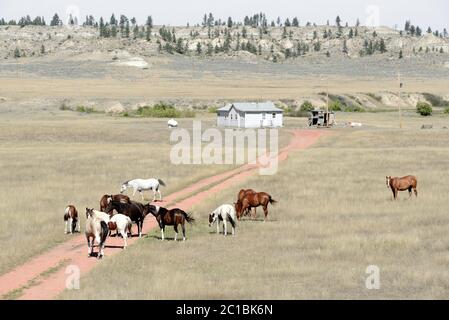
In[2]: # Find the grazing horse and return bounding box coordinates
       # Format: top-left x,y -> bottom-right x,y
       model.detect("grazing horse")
85,208 -> 109,259
108,214 -> 133,249
120,178 -> 166,202
209,204 -> 237,236
237,189 -> 256,217
64,205 -> 80,234
100,194 -> 131,215
386,176 -> 418,200
105,200 -> 148,238
142,204 -> 195,241
235,192 -> 277,222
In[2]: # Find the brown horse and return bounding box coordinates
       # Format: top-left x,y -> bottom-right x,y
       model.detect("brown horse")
235,192 -> 277,222
142,204 -> 195,241
237,189 -> 256,217
100,194 -> 131,215
386,176 -> 418,200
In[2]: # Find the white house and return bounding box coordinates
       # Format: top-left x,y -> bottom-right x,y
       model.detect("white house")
217,102 -> 284,128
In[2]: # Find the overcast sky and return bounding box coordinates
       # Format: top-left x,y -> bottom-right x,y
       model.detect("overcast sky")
1,0 -> 448,30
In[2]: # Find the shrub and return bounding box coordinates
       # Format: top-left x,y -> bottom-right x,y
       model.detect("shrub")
59,103 -> 71,111
208,106 -> 218,113
136,103 -> 195,118
76,106 -> 95,113
344,104 -> 366,112
300,101 -> 314,112
329,100 -> 342,111
416,102 -> 432,116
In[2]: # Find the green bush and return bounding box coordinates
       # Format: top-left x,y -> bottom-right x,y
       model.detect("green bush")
343,104 -> 366,112
329,100 -> 342,111
136,103 -> 195,118
416,102 -> 433,116
76,106 -> 95,113
207,106 -> 218,113
300,101 -> 314,112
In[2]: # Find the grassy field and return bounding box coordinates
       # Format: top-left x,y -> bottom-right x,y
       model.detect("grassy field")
0,111 -> 298,276
60,112 -> 449,300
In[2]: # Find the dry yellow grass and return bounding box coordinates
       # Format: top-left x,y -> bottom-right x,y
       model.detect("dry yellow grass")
0,111 -> 295,275
1,76 -> 449,101
60,112 -> 449,300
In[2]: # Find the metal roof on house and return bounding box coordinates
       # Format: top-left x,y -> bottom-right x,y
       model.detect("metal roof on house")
217,102 -> 283,113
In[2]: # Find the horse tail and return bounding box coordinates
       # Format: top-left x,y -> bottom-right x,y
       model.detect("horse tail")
64,206 -> 70,221
158,179 -> 166,187
269,196 -> 277,205
100,221 -> 109,245
184,212 -> 195,224
126,216 -> 133,233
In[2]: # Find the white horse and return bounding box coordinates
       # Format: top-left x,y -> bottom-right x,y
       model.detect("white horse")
85,208 -> 110,259
209,204 -> 237,236
120,178 -> 166,202
109,213 -> 133,249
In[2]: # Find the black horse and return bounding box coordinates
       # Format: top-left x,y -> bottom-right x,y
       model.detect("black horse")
142,204 -> 194,241
105,200 -> 148,237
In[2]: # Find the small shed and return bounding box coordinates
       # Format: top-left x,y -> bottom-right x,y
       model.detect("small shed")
217,101 -> 284,128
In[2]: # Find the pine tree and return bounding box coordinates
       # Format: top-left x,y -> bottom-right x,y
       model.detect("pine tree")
336,15 -> 341,27
50,13 -> 60,26
292,17 -> 299,27
399,50 -> 403,59
227,17 -> 233,28
40,44 -> 45,54
196,42 -> 202,54
110,14 -> 116,25
125,21 -> 130,38
405,20 -> 411,33
99,17 -> 105,37
14,47 -> 20,58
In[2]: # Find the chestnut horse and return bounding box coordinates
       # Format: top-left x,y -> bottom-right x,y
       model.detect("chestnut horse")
386,176 -> 418,200
142,204 -> 195,241
100,194 -> 131,215
235,192 -> 277,222
237,189 -> 256,217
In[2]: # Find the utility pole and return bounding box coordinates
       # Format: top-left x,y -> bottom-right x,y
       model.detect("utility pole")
398,72 -> 403,129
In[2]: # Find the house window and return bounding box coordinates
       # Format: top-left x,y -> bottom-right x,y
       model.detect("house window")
262,113 -> 266,120
272,113 -> 276,118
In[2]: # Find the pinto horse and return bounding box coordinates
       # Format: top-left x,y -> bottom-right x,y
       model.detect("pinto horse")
64,205 -> 80,234
235,192 -> 277,222
105,200 -> 148,238
85,208 -> 109,259
142,204 -> 195,241
386,176 -> 418,200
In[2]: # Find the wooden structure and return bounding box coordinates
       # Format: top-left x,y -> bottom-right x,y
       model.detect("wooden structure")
308,110 -> 336,127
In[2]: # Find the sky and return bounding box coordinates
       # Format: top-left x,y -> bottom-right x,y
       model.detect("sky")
1,0 -> 448,31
